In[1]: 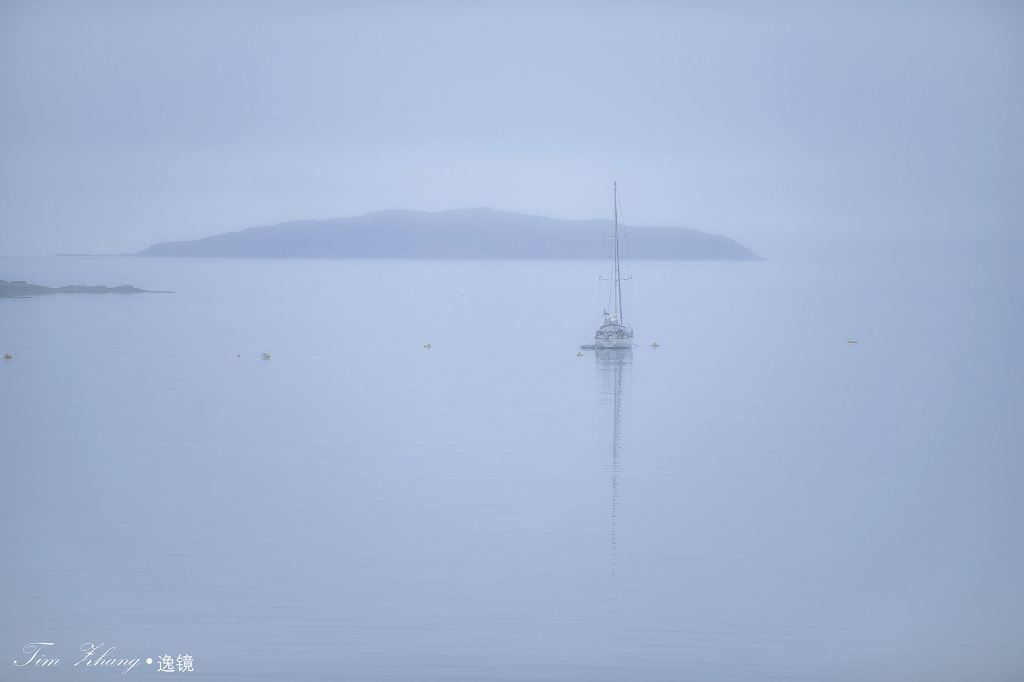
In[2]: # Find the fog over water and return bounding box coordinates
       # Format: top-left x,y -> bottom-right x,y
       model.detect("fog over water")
2,254 -> 1023,680
1,2 -> 1023,681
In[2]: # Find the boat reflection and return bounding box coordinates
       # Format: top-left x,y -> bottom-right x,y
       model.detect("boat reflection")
595,347 -> 631,581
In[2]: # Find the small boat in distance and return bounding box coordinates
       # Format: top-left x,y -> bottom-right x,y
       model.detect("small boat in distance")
585,183 -> 634,350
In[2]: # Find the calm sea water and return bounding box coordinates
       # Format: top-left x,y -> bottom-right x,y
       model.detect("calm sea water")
1,255 -> 1022,680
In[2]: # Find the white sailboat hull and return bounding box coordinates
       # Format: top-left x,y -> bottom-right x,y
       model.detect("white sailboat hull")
595,336 -> 633,349
593,319 -> 633,349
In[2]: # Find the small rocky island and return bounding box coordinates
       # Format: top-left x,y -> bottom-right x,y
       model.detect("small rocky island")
0,279 -> 167,298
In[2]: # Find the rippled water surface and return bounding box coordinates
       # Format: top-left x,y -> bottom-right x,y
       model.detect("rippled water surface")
2,255 -> 1022,680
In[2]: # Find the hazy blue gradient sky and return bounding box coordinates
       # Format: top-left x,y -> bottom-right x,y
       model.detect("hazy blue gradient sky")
1,0 -> 1021,257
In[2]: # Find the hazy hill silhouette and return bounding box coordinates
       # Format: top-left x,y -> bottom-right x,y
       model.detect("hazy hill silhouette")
136,208 -> 758,260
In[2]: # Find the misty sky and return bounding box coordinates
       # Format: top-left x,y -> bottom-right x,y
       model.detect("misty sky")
1,0 -> 1021,257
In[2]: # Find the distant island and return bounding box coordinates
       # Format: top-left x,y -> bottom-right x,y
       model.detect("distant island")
135,208 -> 758,260
0,280 -> 166,298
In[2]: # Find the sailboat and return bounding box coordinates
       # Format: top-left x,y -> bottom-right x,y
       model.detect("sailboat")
587,183 -> 634,350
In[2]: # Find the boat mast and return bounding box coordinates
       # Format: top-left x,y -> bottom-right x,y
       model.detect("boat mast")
613,182 -> 623,323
